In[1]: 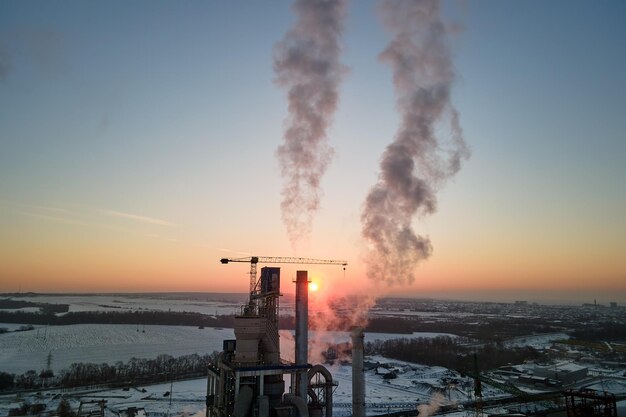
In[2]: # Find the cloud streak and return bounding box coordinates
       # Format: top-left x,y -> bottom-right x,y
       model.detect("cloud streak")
101,210 -> 177,227
3,200 -> 179,241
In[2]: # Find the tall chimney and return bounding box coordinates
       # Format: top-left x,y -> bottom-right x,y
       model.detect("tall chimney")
351,327 -> 365,417
295,270 -> 309,401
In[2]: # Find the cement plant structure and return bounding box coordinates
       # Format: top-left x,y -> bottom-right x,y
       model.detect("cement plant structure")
208,258 -> 351,417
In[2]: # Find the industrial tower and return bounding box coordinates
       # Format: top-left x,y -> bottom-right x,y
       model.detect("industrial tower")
208,257 -> 346,417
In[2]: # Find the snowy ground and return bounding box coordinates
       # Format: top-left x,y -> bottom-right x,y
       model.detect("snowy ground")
0,321 -> 492,416
581,377 -> 626,394
5,369 -> 624,417
5,294 -> 621,416
0,325 -> 235,374
502,332 -> 570,349
2,320 -> 624,416
0,323 -> 44,331
0,378 -> 208,417
7,294 -> 244,316
0,356 -> 503,417
369,310 -> 480,319
0,324 -> 458,375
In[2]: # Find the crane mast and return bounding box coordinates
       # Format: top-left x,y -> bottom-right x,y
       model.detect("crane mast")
211,256 -> 343,417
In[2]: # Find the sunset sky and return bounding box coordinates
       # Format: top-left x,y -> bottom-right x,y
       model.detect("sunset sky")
1,1 -> 625,303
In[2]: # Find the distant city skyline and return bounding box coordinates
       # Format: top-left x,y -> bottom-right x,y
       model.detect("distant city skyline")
1,1 -> 625,302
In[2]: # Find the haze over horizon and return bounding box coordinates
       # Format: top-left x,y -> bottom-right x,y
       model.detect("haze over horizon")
2,288 -> 623,306
1,1 -> 625,303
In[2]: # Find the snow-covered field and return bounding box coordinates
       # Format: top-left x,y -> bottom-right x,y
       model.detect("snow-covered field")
0,321 -> 493,416
0,323 -> 43,331
0,357 -> 499,417
0,324 -> 235,374
1,293 -> 459,376
8,294 -> 245,316
5,294 -> 608,416
0,378 -> 209,417
502,332 -> 570,348
0,323 -> 458,375
370,310 -> 479,318
2,373 -> 625,417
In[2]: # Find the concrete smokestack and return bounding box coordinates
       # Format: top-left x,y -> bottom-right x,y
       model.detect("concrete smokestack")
351,327 -> 365,417
295,270 -> 309,401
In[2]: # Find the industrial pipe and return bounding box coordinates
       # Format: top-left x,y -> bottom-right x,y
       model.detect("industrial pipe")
351,327 -> 365,417
233,385 -> 253,417
284,393 -> 309,417
295,270 -> 309,401
308,365 -> 333,417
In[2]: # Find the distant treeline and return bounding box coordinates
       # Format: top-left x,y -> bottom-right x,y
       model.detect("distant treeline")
365,336 -> 544,374
406,318 -> 563,341
0,352 -> 217,391
281,315 -> 414,334
312,315 -> 563,339
570,322 -> 626,342
0,298 -> 69,314
0,310 -> 236,327
0,310 -> 414,334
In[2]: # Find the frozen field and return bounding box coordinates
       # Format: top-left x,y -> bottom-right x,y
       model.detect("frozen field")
5,320 -> 618,417
0,320 -> 473,416
502,332 -> 570,348
0,323 -> 458,375
0,324 -> 235,374
9,294 -> 245,316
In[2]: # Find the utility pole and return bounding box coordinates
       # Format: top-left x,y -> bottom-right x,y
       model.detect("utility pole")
169,377 -> 173,407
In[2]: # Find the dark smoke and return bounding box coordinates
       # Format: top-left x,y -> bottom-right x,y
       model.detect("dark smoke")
274,0 -> 348,247
361,0 -> 469,285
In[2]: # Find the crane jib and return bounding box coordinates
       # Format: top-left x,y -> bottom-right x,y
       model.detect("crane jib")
219,256 -> 347,266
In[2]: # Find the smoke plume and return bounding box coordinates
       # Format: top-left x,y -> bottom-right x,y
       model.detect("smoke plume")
274,0 -> 348,247
361,0 -> 469,285
417,392 -> 446,417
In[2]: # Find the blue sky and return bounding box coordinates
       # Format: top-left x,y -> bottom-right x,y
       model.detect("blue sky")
1,1 -> 625,302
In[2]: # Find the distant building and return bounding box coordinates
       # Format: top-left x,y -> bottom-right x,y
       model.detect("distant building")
610,302 -> 618,308
533,362 -> 588,385
514,300 -> 528,305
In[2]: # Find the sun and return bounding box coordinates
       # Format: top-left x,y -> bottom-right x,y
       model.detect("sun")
309,282 -> 319,292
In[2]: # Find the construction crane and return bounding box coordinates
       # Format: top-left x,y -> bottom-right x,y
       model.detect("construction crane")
471,352 -> 484,417
220,256 -> 347,297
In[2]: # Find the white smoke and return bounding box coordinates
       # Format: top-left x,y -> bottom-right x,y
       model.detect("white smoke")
178,406 -> 205,417
417,392 -> 446,416
274,0 -> 348,248
361,0 -> 469,285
